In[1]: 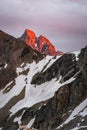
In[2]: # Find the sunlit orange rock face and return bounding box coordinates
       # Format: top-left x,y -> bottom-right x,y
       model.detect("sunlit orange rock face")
21,29 -> 63,56
37,35 -> 58,56
21,29 -> 36,50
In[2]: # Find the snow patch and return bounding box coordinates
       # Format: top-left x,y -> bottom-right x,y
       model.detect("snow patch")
39,103 -> 47,110
4,63 -> 8,68
79,107 -> 87,117
16,63 -> 30,75
72,51 -> 80,61
13,110 -> 25,130
27,118 -> 35,128
20,63 -> 25,67
14,116 -> 21,127
71,125 -> 87,130
2,81 -> 13,92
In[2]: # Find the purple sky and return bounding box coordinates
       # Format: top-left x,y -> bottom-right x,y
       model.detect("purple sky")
0,0 -> 87,52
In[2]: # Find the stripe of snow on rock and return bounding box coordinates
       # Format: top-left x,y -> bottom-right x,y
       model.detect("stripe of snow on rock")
1,81 -> 13,91
0,75 -> 26,108
34,55 -> 55,73
13,110 -> 25,130
79,107 -> 87,117
27,118 -> 35,128
71,126 -> 87,130
43,56 -> 61,72
56,98 -> 87,129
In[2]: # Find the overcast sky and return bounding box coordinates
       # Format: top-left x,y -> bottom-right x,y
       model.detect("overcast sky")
0,0 -> 87,52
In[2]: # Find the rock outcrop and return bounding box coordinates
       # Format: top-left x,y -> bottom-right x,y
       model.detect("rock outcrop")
31,53 -> 77,85
21,29 -> 36,50
21,29 -> 63,56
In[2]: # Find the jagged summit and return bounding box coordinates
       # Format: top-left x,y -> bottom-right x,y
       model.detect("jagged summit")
21,29 -> 36,50
37,35 -> 57,55
21,29 -> 63,56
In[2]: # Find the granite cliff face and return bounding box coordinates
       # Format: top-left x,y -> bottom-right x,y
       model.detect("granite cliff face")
21,29 -> 63,56
0,30 -> 87,130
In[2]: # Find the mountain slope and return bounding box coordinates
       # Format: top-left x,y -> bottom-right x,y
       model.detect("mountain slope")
0,30 -> 43,90
21,29 -> 63,56
0,30 -> 87,130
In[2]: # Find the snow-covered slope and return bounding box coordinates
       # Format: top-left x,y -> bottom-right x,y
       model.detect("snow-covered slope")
0,49 -> 84,130
0,30 -> 87,130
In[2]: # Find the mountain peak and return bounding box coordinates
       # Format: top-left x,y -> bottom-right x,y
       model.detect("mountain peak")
25,29 -> 36,38
21,29 -> 36,50
21,29 -> 63,56
37,35 -> 57,55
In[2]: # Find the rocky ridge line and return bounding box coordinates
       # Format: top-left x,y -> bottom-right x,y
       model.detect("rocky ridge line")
21,29 -> 63,56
